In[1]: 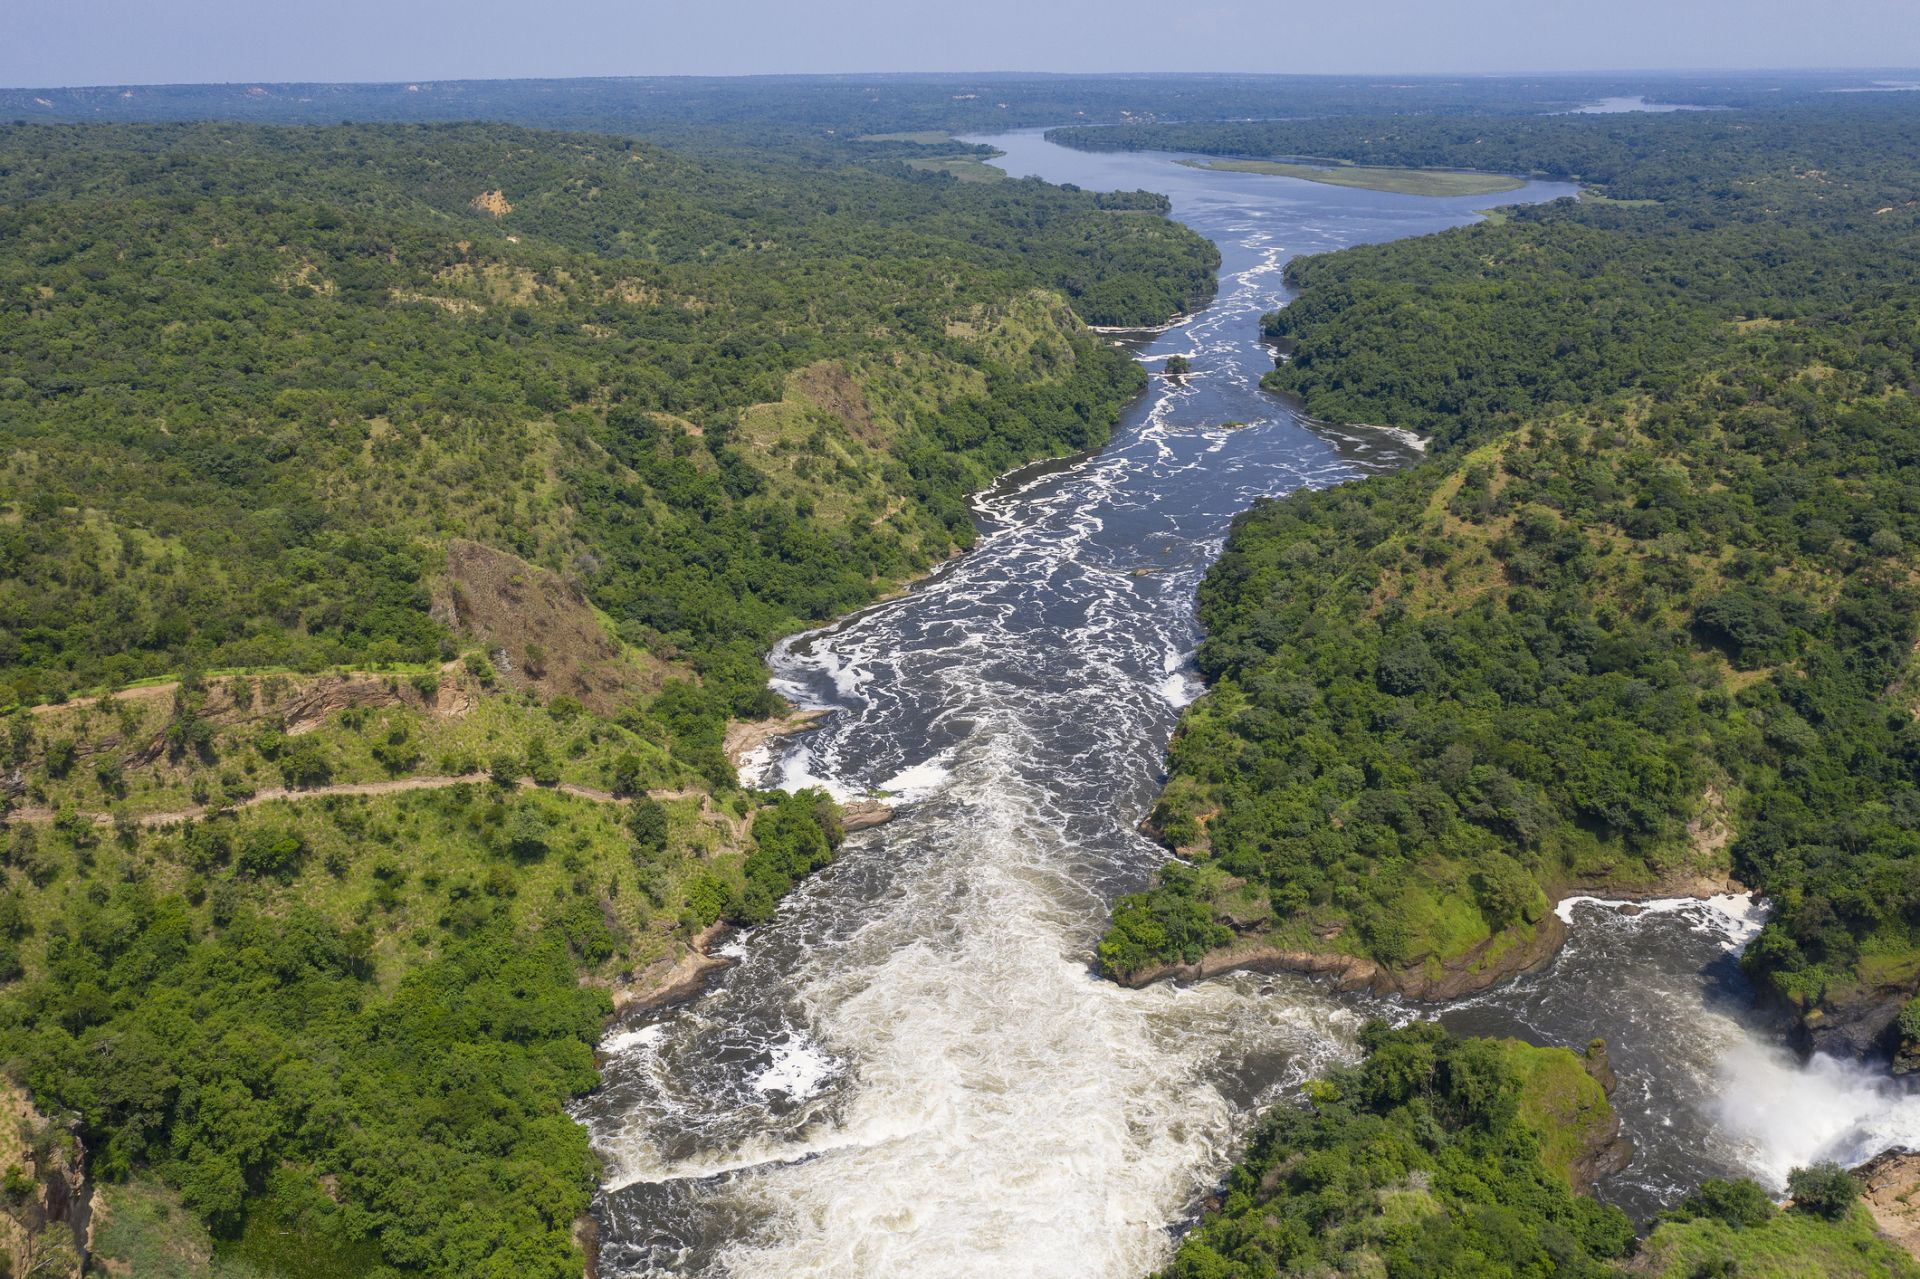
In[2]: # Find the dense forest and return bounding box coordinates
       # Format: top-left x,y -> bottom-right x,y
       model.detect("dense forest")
1090,98 -> 1920,1077
1158,1023 -> 1914,1279
0,122 -> 1216,716
0,119 -> 1215,1273
1048,101 -> 1920,204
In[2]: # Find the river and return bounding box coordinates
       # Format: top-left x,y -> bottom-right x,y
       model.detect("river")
574,128 -> 1920,1277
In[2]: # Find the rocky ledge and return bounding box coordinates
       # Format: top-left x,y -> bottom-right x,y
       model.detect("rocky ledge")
1120,873 -> 1747,1003
1117,912 -> 1569,1000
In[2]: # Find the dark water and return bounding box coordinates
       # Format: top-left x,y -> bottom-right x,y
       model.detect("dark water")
575,130 -> 1918,1278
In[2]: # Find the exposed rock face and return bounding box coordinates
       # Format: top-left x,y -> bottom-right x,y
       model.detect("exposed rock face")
607,922 -> 736,1018
841,799 -> 895,831
439,539 -> 674,714
1580,1037 -> 1620,1095
1797,979 -> 1914,1062
1119,913 -> 1568,1001
1570,1039 -> 1635,1194
722,708 -> 830,771
0,1082 -> 87,1278
468,189 -> 513,217
1855,1147 -> 1920,1260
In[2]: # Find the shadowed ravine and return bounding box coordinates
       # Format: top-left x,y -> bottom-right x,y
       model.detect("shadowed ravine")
573,129 -> 1920,1278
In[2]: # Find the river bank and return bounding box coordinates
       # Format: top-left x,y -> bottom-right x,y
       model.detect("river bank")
1118,873 -> 1751,1000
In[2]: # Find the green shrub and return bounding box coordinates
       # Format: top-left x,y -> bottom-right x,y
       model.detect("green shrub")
627,797 -> 669,858
1665,1177 -> 1777,1230
1786,1162 -> 1858,1220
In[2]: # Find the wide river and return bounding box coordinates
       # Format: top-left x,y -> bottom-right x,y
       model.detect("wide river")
576,129 -> 1920,1277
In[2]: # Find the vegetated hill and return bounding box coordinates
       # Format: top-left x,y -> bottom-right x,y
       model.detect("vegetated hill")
1046,100 -> 1920,204
1095,98 -> 1920,1069
0,119 -> 1215,1276
1155,1022 -> 1916,1279
0,122 -> 1217,719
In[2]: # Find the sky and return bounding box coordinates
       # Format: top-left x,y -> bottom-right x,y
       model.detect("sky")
8,0 -> 1920,88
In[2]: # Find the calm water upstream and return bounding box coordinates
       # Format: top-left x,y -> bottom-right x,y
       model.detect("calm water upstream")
575,129 -> 1920,1277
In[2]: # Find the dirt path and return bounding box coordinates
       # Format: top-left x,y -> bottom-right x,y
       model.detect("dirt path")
26,681 -> 179,717
5,773 -> 678,829
24,659 -> 467,719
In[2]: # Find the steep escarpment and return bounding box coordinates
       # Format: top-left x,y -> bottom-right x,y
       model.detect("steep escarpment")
1096,100 -> 1920,1063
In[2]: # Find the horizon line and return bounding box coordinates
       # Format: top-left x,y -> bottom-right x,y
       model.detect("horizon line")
8,65 -> 1920,95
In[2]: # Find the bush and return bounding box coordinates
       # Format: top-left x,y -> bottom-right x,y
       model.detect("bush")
524,737 -> 561,787
277,739 -> 332,789
370,726 -> 419,775
504,805 -> 551,860
1786,1162 -> 1858,1220
237,827 -> 306,878
627,797 -> 669,859
1666,1177 -> 1776,1229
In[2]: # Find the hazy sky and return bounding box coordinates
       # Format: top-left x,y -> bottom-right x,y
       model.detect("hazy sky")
9,0 -> 1920,87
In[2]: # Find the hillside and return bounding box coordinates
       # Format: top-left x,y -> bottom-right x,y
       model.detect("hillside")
1089,100 -> 1920,1064
0,120 -> 1215,1275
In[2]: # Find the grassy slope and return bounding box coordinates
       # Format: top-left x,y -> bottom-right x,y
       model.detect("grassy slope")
1111,338 -> 1920,1002
0,121 -> 1217,709
1638,1205 -> 1920,1278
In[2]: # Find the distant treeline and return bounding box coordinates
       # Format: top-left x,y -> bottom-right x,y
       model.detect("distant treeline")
3,71 -> 1897,148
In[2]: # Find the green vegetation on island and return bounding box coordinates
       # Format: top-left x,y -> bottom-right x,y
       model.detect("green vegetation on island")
1159,1023 -> 1917,1279
1157,1024 -> 1634,1278
1177,157 -> 1526,198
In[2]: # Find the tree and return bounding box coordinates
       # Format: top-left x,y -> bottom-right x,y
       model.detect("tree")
627,797 -> 669,859
278,738 -> 332,789
1787,1162 -> 1859,1220
505,804 -> 552,860
524,737 -> 560,786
